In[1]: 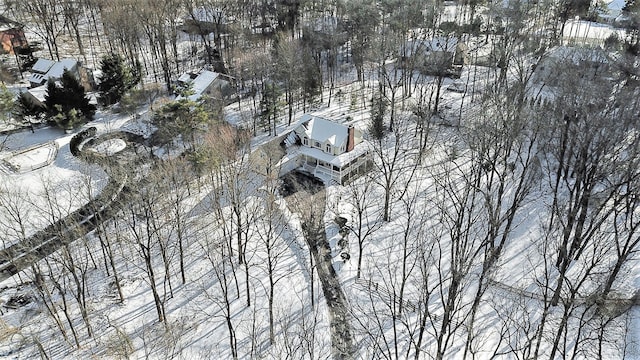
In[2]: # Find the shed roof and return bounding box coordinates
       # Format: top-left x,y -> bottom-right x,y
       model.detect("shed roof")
176,70 -> 221,101
177,73 -> 193,83
192,71 -> 219,96
26,84 -> 48,105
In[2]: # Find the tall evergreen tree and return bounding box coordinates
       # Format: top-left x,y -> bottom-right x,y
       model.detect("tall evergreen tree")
369,91 -> 387,140
622,0 -> 640,52
97,53 -> 141,106
0,84 -> 15,125
151,99 -> 210,150
259,83 -> 282,136
44,69 -> 96,130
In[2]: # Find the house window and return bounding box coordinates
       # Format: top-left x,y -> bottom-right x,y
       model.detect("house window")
326,144 -> 331,153
314,141 -> 320,148
303,137 -> 308,146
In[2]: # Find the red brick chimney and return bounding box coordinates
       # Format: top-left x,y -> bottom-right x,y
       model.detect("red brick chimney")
346,125 -> 355,152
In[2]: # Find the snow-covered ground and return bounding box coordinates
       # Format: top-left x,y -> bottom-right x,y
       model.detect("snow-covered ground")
0,33 -> 638,359
0,110 -> 153,248
0,125 -> 105,249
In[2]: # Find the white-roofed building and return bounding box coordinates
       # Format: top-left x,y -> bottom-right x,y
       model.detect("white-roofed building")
45,59 -> 78,79
28,58 -> 56,87
27,58 -> 94,90
31,58 -> 55,73
285,114 -> 371,184
294,114 -> 356,154
20,84 -> 48,111
175,70 -> 230,102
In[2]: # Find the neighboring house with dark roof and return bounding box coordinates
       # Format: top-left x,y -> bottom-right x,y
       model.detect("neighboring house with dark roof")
175,70 -> 230,102
285,114 -> 371,184
0,15 -> 27,55
27,58 -> 94,90
23,59 -> 97,109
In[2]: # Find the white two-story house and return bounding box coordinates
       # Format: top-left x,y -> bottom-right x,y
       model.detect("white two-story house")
287,114 -> 371,184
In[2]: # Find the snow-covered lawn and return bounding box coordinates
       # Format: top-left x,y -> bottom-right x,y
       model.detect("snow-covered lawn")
0,61 -> 639,359
0,113 -> 144,249
3,141 -> 58,173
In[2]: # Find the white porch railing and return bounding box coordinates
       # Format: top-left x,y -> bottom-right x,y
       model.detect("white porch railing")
302,163 -> 316,174
315,165 -> 341,182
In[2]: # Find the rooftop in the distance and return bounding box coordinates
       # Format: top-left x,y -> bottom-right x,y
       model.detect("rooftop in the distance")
31,58 -> 56,74
0,15 -> 23,31
28,58 -> 79,86
177,70 -> 221,101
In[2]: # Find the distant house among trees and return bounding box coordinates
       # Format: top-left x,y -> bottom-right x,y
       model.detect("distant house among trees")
23,58 -> 95,110
179,7 -> 229,72
0,15 -> 27,55
181,6 -> 228,34
527,45 -> 618,105
28,58 -> 95,90
175,69 -> 230,102
404,37 -> 469,77
532,46 -> 613,86
18,69 -> 96,130
284,114 -> 371,184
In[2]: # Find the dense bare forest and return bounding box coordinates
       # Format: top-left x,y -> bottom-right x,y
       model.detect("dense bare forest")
0,0 -> 639,358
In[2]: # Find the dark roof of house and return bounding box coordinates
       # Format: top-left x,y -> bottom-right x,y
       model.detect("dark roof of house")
0,15 -> 23,31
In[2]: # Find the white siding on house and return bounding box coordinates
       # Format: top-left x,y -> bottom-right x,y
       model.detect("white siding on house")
288,114 -> 370,184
